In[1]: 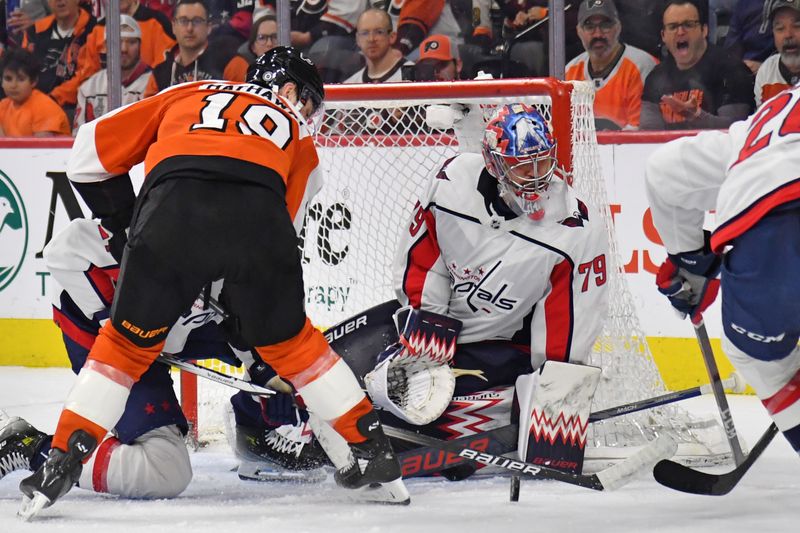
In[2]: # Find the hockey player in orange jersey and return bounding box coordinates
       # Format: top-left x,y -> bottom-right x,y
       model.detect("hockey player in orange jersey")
18,46 -> 409,521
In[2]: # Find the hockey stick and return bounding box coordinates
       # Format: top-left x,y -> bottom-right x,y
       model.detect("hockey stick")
692,317 -> 746,465
588,372 -> 744,421
158,354 -> 277,396
163,355 -> 743,421
385,425 -> 676,491
652,422 -> 779,495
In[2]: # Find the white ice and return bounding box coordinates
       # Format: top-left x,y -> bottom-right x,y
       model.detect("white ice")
0,367 -> 798,533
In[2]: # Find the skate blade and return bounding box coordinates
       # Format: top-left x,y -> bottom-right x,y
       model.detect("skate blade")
18,492 -> 51,522
237,462 -> 327,484
348,478 -> 411,505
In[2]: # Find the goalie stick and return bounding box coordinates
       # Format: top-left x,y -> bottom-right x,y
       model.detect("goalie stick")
384,425 -> 676,491
653,423 -> 779,495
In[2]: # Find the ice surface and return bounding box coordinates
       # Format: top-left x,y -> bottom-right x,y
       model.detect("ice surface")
0,367 -> 797,533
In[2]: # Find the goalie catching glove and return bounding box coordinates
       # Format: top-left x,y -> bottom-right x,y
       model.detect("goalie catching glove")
656,231 -> 721,323
364,307 -> 461,425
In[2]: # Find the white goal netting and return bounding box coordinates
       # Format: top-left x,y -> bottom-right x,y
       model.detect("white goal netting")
184,79 -> 731,466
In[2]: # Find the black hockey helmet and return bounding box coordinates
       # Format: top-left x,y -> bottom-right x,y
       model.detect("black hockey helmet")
247,46 -> 325,114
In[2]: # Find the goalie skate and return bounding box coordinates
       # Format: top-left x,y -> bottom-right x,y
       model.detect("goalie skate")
237,459 -> 326,483
234,422 -> 330,470
0,411 -> 47,480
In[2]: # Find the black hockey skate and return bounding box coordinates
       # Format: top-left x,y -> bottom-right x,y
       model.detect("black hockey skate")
235,422 -> 329,483
18,430 -> 97,521
333,411 -> 409,504
0,411 -> 48,480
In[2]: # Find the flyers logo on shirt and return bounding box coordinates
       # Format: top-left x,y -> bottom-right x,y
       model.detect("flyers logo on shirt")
0,171 -> 29,292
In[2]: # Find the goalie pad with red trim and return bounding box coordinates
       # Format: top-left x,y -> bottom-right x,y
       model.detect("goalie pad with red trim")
365,307 -> 462,425
516,361 -> 601,474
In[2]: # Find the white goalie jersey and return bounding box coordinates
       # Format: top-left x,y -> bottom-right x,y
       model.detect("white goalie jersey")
393,153 -> 610,369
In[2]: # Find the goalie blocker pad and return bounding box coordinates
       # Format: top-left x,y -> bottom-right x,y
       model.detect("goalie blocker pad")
516,361 -> 601,474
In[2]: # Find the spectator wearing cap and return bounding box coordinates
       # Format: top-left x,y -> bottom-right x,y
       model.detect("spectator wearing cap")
73,15 -> 151,132
566,0 -> 658,130
61,0 -> 174,125
414,34 -> 461,81
224,13 -> 278,82
344,8 -> 413,84
640,0 -> 754,130
755,0 -> 800,106
0,47 -> 71,137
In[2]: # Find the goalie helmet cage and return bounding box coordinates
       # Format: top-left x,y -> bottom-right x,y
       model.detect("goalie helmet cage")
179,78 -> 730,466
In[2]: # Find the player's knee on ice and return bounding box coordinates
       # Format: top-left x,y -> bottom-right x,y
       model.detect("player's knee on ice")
78,425 -> 191,498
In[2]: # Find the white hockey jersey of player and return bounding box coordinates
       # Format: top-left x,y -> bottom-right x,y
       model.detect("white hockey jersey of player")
393,153 -> 610,369
646,83 -> 800,255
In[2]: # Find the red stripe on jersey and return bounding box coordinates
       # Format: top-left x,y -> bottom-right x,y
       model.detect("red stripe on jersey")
92,437 -> 121,493
403,209 -> 442,307
544,260 -> 573,362
53,306 -> 97,350
86,265 -> 120,307
711,180 -> 800,253
762,369 -> 800,416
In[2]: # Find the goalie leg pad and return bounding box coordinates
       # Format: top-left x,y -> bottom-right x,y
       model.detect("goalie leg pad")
516,361 -> 601,474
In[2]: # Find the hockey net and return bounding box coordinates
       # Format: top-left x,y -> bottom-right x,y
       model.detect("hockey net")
181,79 -> 730,466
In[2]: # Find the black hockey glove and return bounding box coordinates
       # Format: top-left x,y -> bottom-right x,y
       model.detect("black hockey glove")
260,390 -> 309,427
248,360 -> 308,427
656,232 -> 721,323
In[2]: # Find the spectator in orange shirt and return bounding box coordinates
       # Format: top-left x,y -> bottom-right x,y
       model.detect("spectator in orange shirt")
0,48 -> 71,137
224,13 -> 278,82
566,0 -> 658,130
73,0 -> 175,94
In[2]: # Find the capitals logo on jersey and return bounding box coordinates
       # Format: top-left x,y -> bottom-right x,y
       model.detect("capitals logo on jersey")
451,261 -> 520,313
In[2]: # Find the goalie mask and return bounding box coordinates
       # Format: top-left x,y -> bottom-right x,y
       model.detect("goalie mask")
247,46 -> 325,117
482,104 -> 558,221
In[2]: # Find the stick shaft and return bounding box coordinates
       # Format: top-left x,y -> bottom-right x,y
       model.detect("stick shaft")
693,319 -> 746,465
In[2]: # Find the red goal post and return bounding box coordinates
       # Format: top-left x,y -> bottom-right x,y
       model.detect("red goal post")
180,78 -> 731,466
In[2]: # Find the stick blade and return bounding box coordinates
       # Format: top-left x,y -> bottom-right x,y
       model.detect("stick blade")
653,423 -> 780,496
653,459 -> 727,495
596,434 -> 678,491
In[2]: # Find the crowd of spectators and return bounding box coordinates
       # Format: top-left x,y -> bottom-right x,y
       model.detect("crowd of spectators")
1,0 -> 798,137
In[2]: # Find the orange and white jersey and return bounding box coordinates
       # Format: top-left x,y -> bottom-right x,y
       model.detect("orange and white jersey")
566,44 -> 658,129
754,53 -> 799,106
68,80 -> 323,226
